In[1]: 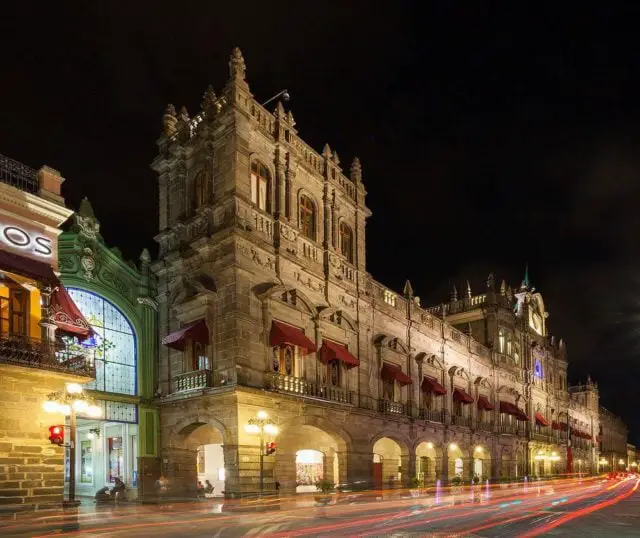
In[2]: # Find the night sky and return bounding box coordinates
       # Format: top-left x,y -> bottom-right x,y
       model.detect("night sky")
2,3 -> 638,442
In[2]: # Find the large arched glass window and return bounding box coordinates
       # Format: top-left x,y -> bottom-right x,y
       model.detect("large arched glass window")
299,195 -> 316,240
67,288 -> 136,395
498,330 -> 505,354
251,161 -> 271,211
339,222 -> 354,263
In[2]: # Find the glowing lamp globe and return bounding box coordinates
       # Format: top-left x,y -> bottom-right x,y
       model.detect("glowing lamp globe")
264,423 -> 278,435
42,400 -> 59,413
58,404 -> 72,416
86,404 -> 103,418
73,399 -> 89,413
66,383 -> 83,395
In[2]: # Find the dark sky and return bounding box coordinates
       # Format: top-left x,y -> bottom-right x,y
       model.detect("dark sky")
2,2 -> 639,443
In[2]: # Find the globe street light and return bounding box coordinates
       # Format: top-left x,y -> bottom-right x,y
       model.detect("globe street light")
244,410 -> 279,492
43,383 -> 102,506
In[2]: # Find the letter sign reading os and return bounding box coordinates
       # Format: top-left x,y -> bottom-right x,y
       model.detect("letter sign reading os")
0,224 -> 53,257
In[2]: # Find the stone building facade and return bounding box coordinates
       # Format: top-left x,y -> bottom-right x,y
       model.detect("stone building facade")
57,199 -> 159,500
598,406 -> 628,472
0,154 -> 95,508
151,49 -> 600,498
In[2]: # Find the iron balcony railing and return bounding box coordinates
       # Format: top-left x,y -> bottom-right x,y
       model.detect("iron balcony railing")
476,420 -> 494,432
451,414 -> 472,428
419,408 -> 446,423
0,333 -> 95,377
378,399 -> 407,416
0,153 -> 39,194
266,372 -> 356,405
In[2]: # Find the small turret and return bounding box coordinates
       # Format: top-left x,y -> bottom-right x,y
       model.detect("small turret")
486,272 -> 495,290
163,104 -> 178,137
466,280 -> 472,298
229,46 -> 246,81
350,157 -> 362,183
451,284 -> 458,302
403,279 -> 414,299
322,143 -> 332,158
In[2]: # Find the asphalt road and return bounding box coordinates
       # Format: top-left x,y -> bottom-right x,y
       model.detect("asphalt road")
1,477 -> 638,537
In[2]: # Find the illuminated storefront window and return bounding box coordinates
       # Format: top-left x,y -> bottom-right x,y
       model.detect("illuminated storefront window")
67,288 -> 136,395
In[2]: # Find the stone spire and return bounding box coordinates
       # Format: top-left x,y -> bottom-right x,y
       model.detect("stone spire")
322,143 -> 332,158
332,150 -> 340,166
520,263 -> 530,290
403,279 -> 414,299
350,157 -> 362,182
466,280 -> 472,298
486,272 -> 495,290
74,197 -> 100,239
451,284 -> 458,302
163,104 -> 178,136
229,47 -> 246,81
79,197 -> 96,219
500,279 -> 506,296
201,85 -> 218,116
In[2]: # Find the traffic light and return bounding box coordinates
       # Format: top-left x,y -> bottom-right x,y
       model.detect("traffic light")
48,425 -> 64,446
266,442 -> 276,455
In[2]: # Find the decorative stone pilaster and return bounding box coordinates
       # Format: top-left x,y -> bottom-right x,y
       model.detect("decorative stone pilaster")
38,284 -> 57,344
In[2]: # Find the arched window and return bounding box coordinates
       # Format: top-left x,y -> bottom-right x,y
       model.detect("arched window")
329,360 -> 341,387
251,161 -> 271,211
498,330 -> 505,354
67,288 -> 136,395
299,195 -> 316,240
339,222 -> 354,263
194,171 -> 208,209
506,337 -> 512,357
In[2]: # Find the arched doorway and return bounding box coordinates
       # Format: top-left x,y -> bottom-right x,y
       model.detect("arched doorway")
448,443 -> 467,482
415,441 -> 439,485
275,424 -> 346,493
169,422 -> 225,497
472,445 -> 491,481
373,437 -> 405,489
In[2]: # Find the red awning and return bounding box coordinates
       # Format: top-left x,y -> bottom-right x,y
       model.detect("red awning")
422,376 -> 446,395
500,401 -> 528,420
269,320 -> 316,354
162,319 -> 209,351
535,412 -> 549,427
320,340 -> 359,368
381,362 -> 413,385
51,284 -> 95,341
477,395 -> 495,411
0,250 -> 58,284
453,387 -> 474,404
596,435 -> 600,442
500,401 -> 519,416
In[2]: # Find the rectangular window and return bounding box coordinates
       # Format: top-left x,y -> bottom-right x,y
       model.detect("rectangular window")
0,284 -> 28,336
251,173 -> 257,205
258,178 -> 267,210
383,290 -> 396,307
383,378 -> 395,401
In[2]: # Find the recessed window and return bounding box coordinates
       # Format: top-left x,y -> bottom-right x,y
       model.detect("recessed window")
251,161 -> 271,211
339,222 -> 354,264
383,377 -> 395,401
498,330 -> 505,353
299,195 -> 316,240
194,171 -> 208,209
383,290 -> 396,307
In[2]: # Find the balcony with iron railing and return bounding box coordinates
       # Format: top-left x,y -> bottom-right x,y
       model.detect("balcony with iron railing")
451,414 -> 472,428
266,372 -> 356,405
0,332 -> 95,378
0,153 -> 39,194
531,426 -> 551,442
476,420 -> 494,432
378,399 -> 408,416
419,408 -> 446,423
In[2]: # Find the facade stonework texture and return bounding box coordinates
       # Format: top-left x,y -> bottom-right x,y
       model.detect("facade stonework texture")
152,49 -> 604,498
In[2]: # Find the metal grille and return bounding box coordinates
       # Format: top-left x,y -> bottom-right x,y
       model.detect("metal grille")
0,153 -> 38,193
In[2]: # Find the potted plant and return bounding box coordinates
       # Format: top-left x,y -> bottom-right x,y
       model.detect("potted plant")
314,479 -> 334,505
409,476 -> 421,497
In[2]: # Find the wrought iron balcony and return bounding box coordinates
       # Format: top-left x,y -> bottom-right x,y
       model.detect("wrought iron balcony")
499,422 -> 519,435
0,333 -> 95,377
378,399 -> 407,416
476,420 -> 494,432
0,153 -> 39,194
266,373 -> 355,405
451,414 -> 472,428
531,428 -> 551,442
171,369 -> 213,393
419,408 -> 446,423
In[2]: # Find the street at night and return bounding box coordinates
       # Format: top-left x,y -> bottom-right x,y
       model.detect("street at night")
1,476 -> 639,537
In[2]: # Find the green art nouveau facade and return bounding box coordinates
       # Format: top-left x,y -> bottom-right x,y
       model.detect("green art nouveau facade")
57,199 -> 159,499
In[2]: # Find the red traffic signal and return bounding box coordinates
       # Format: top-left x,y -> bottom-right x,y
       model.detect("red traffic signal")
48,425 -> 64,446
266,442 -> 276,455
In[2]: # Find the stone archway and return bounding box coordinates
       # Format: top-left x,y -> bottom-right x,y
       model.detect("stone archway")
447,443 -> 469,482
163,420 -> 226,497
415,441 -> 442,485
274,420 -> 349,494
472,444 -> 492,481
372,436 -> 408,489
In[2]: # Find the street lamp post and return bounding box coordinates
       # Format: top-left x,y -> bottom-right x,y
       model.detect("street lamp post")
244,410 -> 279,493
43,383 -> 102,506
